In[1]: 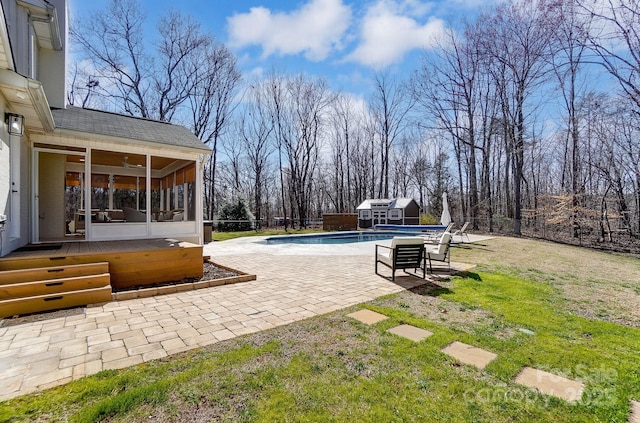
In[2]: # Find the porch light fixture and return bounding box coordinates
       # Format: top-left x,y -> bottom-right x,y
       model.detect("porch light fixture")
5,113 -> 24,136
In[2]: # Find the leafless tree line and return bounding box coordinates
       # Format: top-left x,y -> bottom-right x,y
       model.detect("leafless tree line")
70,0 -> 640,245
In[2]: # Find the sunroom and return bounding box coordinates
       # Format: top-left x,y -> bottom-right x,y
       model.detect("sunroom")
32,107 -> 210,244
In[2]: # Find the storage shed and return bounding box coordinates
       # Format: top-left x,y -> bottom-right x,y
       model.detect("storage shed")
356,198 -> 420,229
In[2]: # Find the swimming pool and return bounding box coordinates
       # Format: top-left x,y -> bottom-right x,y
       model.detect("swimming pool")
265,231 -> 424,245
374,224 -> 446,232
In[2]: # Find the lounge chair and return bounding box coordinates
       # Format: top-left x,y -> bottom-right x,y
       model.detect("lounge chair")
423,222 -> 454,243
122,207 -> 146,222
375,237 -> 425,281
452,222 -> 470,243
425,232 -> 452,272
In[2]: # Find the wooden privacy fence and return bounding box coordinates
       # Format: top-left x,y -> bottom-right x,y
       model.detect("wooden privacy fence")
323,214 -> 357,231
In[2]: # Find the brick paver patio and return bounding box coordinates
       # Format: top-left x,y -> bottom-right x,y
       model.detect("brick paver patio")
0,240 -> 432,401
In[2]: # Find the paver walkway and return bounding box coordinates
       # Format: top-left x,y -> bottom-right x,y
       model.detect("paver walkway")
0,237 -> 451,401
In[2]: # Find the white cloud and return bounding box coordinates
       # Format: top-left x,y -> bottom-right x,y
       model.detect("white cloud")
226,0 -> 351,61
346,0 -> 446,68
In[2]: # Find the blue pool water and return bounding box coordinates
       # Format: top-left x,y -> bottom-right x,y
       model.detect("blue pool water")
265,231 -> 424,245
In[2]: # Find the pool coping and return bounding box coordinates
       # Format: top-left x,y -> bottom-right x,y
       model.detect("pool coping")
264,230 -> 429,243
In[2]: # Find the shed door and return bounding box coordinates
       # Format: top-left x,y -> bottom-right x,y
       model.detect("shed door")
373,210 -> 387,225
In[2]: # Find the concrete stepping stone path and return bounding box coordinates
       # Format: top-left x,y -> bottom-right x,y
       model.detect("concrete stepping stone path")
347,309 -> 634,416
441,341 -> 497,369
387,324 -> 433,342
630,400 -> 640,423
514,367 -> 584,402
346,309 -> 388,325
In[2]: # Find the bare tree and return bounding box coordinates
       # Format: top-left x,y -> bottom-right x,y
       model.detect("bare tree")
412,25 -> 489,228
238,83 -> 275,223
328,93 -> 363,212
72,0 -> 239,128
67,62 -> 100,108
579,0 -> 640,113
369,71 -> 414,198
284,75 -> 333,227
478,0 -> 556,234
265,71 -> 293,229
550,0 -> 591,237
154,12 -> 210,122
71,0 -> 152,117
188,41 -> 241,219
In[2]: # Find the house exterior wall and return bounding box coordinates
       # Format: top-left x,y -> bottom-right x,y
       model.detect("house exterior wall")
37,0 -> 67,108
0,101 -> 9,256
0,95 -> 31,257
1,0 -> 67,107
0,0 -> 207,254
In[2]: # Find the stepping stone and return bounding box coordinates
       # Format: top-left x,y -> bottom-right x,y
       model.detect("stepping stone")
630,400 -> 640,423
387,324 -> 433,342
441,341 -> 497,369
347,309 -> 388,325
514,367 -> 584,402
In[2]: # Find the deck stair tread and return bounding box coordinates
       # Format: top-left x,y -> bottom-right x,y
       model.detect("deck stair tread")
0,239 -> 203,317
0,262 -> 110,285
0,273 -> 111,300
0,262 -> 112,318
0,286 -> 113,318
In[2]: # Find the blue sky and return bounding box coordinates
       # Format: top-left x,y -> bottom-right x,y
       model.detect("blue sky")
68,0 -> 489,97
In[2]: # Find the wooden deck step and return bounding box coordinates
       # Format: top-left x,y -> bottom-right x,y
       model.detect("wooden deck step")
0,286 -> 113,318
0,262 -> 112,318
0,274 -> 111,300
0,245 -> 202,289
0,262 -> 110,285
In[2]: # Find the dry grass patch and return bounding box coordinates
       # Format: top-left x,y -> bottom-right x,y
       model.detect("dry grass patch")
372,282 -> 518,340
453,236 -> 640,327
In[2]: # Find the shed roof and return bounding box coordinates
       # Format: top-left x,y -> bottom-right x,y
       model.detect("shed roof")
51,107 -> 210,152
356,199 -> 390,210
357,198 -> 417,210
389,198 -> 417,209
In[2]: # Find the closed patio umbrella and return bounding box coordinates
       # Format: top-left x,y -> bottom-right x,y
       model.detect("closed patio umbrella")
440,192 -> 451,226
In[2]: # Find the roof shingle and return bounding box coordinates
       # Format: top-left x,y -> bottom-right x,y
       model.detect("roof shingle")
51,107 -> 209,152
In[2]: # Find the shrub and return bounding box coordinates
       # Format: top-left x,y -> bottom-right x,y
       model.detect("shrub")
217,199 -> 253,231
420,213 -> 439,225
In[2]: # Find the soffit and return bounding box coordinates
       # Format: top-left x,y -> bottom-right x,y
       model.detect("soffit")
0,69 -> 54,133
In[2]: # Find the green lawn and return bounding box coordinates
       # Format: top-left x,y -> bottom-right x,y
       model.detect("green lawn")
210,228 -> 324,242
1,237 -> 638,422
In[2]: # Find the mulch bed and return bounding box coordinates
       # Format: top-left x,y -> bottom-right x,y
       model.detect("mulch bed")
115,261 -> 239,292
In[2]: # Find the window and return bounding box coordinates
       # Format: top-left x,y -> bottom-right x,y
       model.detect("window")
151,156 -> 196,222
360,210 -> 371,219
90,151 -> 146,223
389,209 -> 401,219
90,174 -> 110,210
